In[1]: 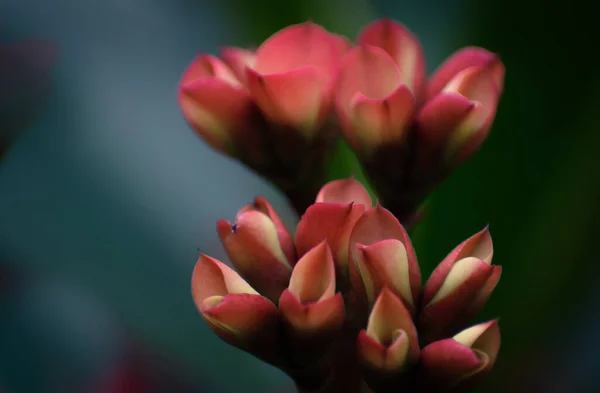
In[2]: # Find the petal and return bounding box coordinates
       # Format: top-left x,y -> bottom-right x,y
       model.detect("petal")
357,329 -> 410,371
350,84 -> 416,156
357,18 -> 426,100
366,288 -> 419,363
427,47 -> 505,100
442,66 -> 501,162
416,91 -> 476,148
179,78 -> 253,154
349,205 -> 420,304
357,239 -> 413,309
246,66 -> 331,136
181,54 -> 241,87
218,211 -> 292,303
423,227 -> 493,305
295,203 -> 366,269
254,22 -> 339,80
453,319 -> 501,368
315,177 -> 372,206
191,254 -> 257,306
288,241 -> 336,303
220,47 -> 256,85
199,293 -> 278,339
237,196 -> 296,265
330,33 -> 352,58
279,290 -> 344,336
336,45 -> 402,112
419,338 -> 486,388
429,257 -> 492,304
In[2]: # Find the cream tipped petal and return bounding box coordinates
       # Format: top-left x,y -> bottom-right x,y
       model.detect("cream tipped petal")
295,202 -> 366,268
423,227 -> 494,304
315,177 -> 372,206
427,47 -> 505,100
236,196 -> 296,265
357,329 -> 410,371
279,290 -> 345,335
357,239 -> 413,308
350,85 -> 416,155
349,205 -> 421,303
366,288 -> 419,362
220,47 -> 256,85
218,211 -> 292,303
191,254 -> 257,307
429,257 -> 491,304
454,320 -> 500,368
288,241 -> 336,303
357,19 -> 426,99
246,66 -> 329,136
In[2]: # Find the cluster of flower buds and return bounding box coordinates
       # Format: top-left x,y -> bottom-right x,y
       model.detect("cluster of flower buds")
192,178 -> 501,393
179,19 -> 504,222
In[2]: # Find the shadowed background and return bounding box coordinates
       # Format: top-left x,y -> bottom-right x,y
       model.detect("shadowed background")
0,0 -> 598,392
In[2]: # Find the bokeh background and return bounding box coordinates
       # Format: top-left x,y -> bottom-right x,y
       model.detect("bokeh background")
1,0 -> 599,392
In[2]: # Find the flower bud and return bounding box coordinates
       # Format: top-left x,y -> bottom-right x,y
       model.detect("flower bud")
295,190 -> 367,270
315,177 -> 372,207
279,241 -> 344,337
357,18 -> 427,102
426,47 -> 505,101
418,320 -> 500,392
335,45 -> 416,159
349,205 -> 421,316
218,209 -> 293,303
245,22 -> 341,138
179,55 -> 260,159
357,288 -> 420,372
417,63 -> 503,166
191,255 -> 279,361
419,227 -> 501,343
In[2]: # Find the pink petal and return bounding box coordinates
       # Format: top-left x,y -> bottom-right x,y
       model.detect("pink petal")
217,211 -> 292,303
220,47 -> 256,85
357,329 -> 410,372
179,78 -> 253,154
295,203 -> 366,269
336,45 -> 402,112
349,205 -> 421,303
365,288 -> 419,363
315,177 -> 372,206
357,18 -> 426,100
288,241 -> 336,303
246,66 -> 331,136
237,196 -> 296,265
254,22 -> 339,81
279,290 -> 344,336
427,47 -> 505,101
422,227 -> 493,305
350,84 -> 416,155
453,319 -> 501,369
181,54 -> 241,87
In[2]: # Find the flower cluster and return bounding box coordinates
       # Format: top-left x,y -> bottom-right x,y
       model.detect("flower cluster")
179,19 -> 504,222
192,178 -> 501,393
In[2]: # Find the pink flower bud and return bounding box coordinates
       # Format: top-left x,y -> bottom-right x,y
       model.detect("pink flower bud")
315,177 -> 372,206
279,242 -> 344,336
357,19 -> 427,102
295,202 -> 366,271
335,45 -> 416,158
245,22 -> 341,137
419,227 -> 501,343
349,205 -> 421,315
218,209 -> 293,303
191,255 -> 279,356
179,55 -> 257,157
427,47 -> 505,101
357,288 -> 419,372
418,63 -> 503,166
418,320 -> 500,392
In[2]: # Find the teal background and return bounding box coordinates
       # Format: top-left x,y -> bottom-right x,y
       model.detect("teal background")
0,0 -> 598,392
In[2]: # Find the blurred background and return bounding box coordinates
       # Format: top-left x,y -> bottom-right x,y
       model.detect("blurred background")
0,0 -> 599,392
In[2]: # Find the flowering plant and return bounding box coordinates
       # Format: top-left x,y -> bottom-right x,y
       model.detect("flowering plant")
180,18 -> 505,393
